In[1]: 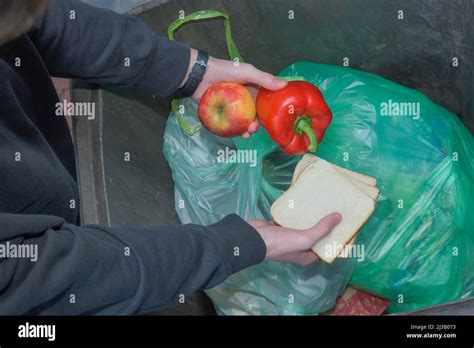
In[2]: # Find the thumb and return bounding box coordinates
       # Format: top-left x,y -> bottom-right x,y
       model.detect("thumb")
298,213 -> 342,249
260,74 -> 288,91
245,65 -> 288,90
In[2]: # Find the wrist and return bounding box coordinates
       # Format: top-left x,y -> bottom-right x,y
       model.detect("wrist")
247,222 -> 273,260
180,48 -> 198,88
179,49 -> 209,97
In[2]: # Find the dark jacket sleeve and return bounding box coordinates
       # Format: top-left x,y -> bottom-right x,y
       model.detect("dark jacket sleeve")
0,213 -> 266,315
29,0 -> 190,97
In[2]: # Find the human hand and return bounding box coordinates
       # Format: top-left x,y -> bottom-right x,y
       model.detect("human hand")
247,213 -> 342,265
180,49 -> 288,138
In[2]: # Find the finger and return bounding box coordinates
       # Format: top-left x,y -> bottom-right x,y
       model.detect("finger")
241,131 -> 250,139
247,121 -> 259,134
246,85 -> 258,100
297,212 -> 342,250
243,64 -> 288,91
279,250 -> 319,266
297,250 -> 319,266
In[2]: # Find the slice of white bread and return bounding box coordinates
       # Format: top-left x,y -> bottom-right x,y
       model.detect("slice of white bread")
271,158 -> 376,263
338,230 -> 360,258
292,154 -> 377,187
291,155 -> 378,259
292,154 -> 379,200
291,155 -> 377,258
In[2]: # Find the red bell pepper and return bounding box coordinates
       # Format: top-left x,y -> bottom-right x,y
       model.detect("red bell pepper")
256,81 -> 332,155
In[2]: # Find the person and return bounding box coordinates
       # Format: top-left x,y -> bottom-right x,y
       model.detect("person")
0,0 -> 341,314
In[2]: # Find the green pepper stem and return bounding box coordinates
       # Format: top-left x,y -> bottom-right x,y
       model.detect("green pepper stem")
294,116 -> 318,153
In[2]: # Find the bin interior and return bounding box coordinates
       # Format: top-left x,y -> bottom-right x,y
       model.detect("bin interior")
73,0 -> 473,315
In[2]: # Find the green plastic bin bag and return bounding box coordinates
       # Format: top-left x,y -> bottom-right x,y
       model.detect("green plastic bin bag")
163,11 -> 474,314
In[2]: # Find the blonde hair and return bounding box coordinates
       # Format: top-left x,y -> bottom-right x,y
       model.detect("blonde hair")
0,0 -> 49,44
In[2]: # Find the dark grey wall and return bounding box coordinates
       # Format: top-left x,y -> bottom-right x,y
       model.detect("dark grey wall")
136,0 -> 473,131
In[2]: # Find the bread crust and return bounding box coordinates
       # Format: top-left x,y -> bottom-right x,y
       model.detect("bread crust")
274,156 -> 378,264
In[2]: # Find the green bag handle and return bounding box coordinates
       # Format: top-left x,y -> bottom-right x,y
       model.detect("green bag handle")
168,10 -> 244,63
166,10 -> 304,136
167,10 -> 244,136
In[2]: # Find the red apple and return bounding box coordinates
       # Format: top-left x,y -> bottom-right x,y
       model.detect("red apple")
198,82 -> 256,137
